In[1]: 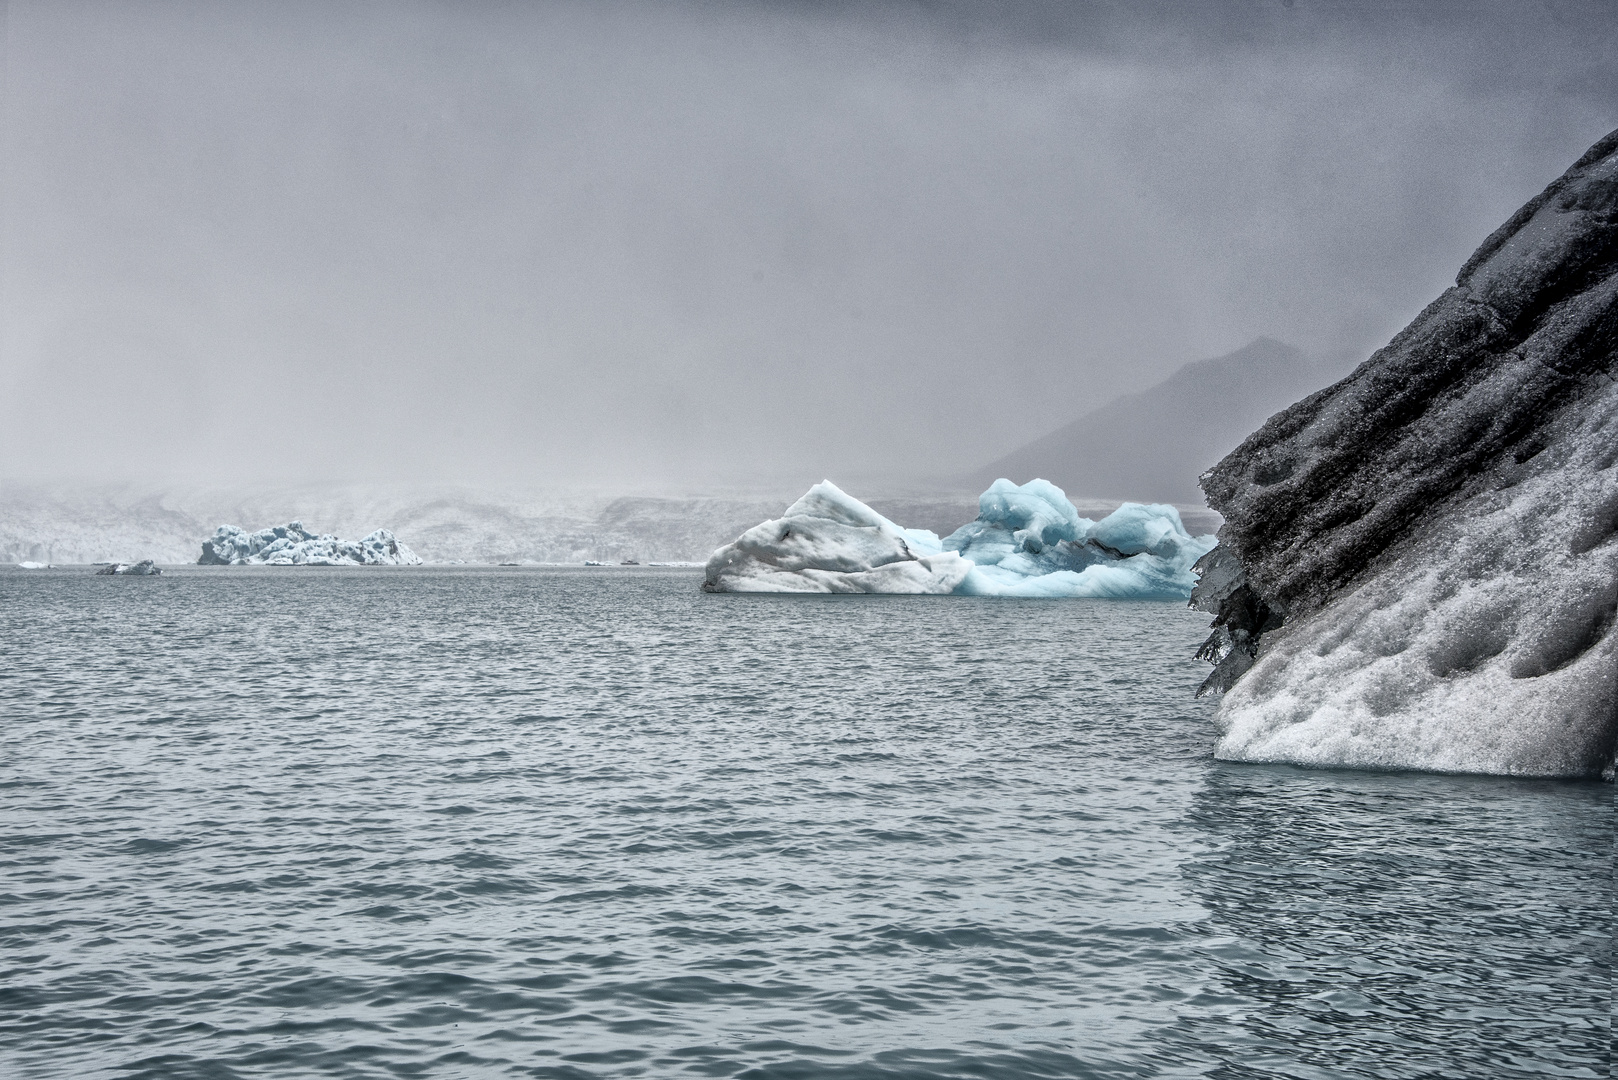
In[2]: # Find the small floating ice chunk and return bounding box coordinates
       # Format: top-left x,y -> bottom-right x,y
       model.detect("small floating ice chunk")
96,560 -> 162,576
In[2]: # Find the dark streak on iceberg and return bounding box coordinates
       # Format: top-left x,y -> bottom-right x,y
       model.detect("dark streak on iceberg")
1193,129 -> 1618,778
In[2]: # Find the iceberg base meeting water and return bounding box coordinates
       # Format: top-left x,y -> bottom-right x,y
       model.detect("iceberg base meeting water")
0,567 -> 1607,1079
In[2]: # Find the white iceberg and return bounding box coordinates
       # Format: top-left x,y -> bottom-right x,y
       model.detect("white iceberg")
198,521 -> 423,566
702,479 -> 1214,597
701,482 -> 971,594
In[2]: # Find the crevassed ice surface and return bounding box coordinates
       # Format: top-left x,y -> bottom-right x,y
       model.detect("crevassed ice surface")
200,521 -> 423,566
704,479 -> 1214,597
0,567 -> 1608,1079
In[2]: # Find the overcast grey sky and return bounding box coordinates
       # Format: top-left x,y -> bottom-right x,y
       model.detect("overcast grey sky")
0,0 -> 1613,492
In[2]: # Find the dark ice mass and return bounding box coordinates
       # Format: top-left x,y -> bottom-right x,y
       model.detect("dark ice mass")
1195,129 -> 1618,779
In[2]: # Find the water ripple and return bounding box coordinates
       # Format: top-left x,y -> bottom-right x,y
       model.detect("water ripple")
0,567 -> 1609,1078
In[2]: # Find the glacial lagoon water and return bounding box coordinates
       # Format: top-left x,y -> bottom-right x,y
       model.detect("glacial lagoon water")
1,567 -> 1609,1078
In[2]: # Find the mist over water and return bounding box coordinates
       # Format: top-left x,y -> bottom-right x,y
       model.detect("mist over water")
1,0 -> 1614,491
2,567 -> 1608,1078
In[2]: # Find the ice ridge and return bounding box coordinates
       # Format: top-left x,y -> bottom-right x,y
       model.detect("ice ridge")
1193,128 -> 1618,779
702,479 -> 1213,597
199,521 -> 422,566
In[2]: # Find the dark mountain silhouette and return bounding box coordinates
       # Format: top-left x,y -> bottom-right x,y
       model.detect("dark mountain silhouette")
972,338 -> 1351,505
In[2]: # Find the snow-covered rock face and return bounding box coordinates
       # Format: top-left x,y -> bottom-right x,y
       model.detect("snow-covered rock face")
1194,129 -> 1618,779
198,521 -> 423,566
702,478 -> 1213,597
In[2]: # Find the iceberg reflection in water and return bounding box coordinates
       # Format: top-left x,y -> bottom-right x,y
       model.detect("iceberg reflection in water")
704,478 -> 1215,598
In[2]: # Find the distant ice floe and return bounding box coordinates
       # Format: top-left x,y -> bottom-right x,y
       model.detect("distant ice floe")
16,562 -> 48,570
198,522 -> 423,566
703,479 -> 1214,597
96,560 -> 161,576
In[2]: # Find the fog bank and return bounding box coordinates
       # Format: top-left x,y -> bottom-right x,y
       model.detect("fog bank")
1,0 -> 1612,491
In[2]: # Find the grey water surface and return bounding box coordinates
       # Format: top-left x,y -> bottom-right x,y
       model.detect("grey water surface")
1,567 -> 1608,1079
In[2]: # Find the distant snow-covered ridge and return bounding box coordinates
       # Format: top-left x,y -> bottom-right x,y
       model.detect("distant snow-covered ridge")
199,522 -> 422,566
0,484 -> 1219,566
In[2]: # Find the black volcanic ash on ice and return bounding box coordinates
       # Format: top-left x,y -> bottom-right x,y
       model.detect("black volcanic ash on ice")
1193,130 -> 1617,778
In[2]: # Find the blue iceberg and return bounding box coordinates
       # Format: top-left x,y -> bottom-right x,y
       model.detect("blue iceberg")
703,479 -> 1214,598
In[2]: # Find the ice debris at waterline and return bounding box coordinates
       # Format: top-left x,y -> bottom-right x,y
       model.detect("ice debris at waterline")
1193,128 -> 1618,780
93,563 -> 161,579
198,522 -> 423,566
702,479 -> 1214,597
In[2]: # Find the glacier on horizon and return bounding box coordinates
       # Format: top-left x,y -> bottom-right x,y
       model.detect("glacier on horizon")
199,522 -> 423,566
702,479 -> 1214,597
